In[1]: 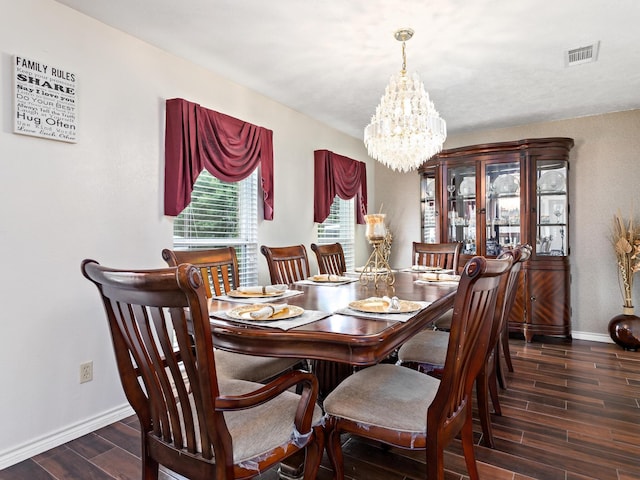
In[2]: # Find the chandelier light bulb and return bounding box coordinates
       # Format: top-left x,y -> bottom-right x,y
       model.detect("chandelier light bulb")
364,28 -> 446,173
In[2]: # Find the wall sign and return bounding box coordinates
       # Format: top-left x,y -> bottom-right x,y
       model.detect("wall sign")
14,55 -> 78,143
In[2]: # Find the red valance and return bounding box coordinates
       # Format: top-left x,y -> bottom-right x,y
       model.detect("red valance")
164,98 -> 274,219
314,150 -> 367,224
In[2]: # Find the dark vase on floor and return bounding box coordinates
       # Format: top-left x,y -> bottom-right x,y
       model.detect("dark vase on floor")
608,307 -> 640,351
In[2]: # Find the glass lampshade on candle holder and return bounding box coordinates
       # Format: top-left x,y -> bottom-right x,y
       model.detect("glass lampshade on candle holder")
365,214 -> 387,241
361,214 -> 395,287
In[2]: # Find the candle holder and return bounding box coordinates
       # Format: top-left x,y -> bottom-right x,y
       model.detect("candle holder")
360,214 -> 395,288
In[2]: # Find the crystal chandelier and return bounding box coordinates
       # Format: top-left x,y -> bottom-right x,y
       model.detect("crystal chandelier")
364,28 -> 447,173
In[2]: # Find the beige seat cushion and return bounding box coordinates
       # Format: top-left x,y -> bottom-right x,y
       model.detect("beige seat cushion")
397,329 -> 449,365
323,363 -> 440,433
215,350 -> 303,382
433,309 -> 453,331
179,377 -> 323,465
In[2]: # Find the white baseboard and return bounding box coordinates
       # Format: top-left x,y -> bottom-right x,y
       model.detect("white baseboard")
0,403 -> 134,470
571,330 -> 613,343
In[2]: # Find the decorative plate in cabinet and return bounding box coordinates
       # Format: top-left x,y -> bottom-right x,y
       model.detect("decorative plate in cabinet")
492,174 -> 519,194
424,178 -> 435,198
459,177 -> 475,196
538,171 -> 565,193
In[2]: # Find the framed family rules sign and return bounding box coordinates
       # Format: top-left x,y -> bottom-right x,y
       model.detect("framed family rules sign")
14,55 -> 78,143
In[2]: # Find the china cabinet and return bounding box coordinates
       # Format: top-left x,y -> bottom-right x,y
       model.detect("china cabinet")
419,137 -> 574,341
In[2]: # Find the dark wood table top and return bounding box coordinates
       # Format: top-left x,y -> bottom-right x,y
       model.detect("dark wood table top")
209,272 -> 457,366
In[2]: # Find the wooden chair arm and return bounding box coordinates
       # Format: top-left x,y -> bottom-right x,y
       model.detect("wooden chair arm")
216,369 -> 319,434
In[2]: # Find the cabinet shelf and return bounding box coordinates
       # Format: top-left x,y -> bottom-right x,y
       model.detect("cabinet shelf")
450,195 -> 476,200
537,190 -> 566,196
489,193 -> 520,199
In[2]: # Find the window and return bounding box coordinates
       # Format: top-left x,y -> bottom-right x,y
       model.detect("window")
173,170 -> 258,286
317,196 -> 355,271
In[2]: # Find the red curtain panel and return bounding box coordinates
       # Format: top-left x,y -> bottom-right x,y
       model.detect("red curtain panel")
314,149 -> 367,224
164,98 -> 274,220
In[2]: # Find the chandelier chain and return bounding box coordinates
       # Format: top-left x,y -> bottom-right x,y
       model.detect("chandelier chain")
401,40 -> 407,74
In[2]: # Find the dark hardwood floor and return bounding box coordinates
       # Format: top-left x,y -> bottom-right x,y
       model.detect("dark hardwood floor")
1,337 -> 639,480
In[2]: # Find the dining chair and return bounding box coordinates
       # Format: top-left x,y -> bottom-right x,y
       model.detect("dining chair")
323,256 -> 511,480
162,247 -> 239,298
260,244 -> 311,284
310,242 -> 347,275
496,244 -> 532,387
162,247 -> 304,383
81,260 -> 324,480
397,245 -> 528,448
413,242 -> 462,331
412,241 -> 462,271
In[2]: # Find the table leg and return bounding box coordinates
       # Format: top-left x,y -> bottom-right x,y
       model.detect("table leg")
311,359 -> 354,400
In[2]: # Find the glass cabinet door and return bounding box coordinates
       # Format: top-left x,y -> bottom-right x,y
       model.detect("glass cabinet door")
485,162 -> 521,256
536,159 -> 568,256
420,172 -> 437,243
446,165 -> 476,255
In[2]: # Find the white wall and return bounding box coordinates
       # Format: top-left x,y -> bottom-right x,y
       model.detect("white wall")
377,111 -> 640,341
0,0 -> 373,467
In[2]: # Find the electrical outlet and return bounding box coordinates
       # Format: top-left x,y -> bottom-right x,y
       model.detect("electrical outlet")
80,361 -> 93,383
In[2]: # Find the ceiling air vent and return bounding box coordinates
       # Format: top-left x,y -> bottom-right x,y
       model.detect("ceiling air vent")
565,42 -> 600,66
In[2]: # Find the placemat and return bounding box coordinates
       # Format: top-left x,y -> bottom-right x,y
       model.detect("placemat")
212,289 -> 304,304
414,279 -> 460,287
212,309 -> 331,330
334,301 -> 431,323
419,272 -> 461,282
295,278 -> 358,287
399,267 -> 456,274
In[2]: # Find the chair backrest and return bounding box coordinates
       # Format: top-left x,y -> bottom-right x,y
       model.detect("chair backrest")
162,247 -> 239,297
310,242 -> 347,275
260,244 -> 311,284
412,242 -> 462,271
492,245 -> 530,345
427,255 -> 511,438
81,260 -> 227,476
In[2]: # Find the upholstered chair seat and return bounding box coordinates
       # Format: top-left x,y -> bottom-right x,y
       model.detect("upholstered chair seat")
323,364 -> 439,434
215,351 -> 307,383
181,377 -> 324,463
432,309 -> 453,331
396,329 -> 449,368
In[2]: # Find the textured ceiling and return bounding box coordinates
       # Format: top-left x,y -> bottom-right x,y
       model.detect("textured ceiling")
55,0 -> 640,140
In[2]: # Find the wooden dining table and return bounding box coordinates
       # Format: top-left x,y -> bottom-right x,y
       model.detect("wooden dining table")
208,271 -> 457,480
208,271 -> 457,389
